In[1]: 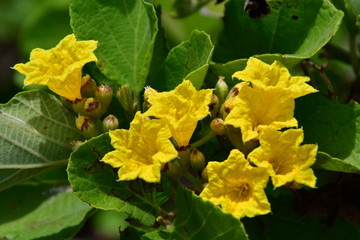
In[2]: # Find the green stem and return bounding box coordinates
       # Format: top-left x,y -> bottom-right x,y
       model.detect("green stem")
190,131 -> 216,149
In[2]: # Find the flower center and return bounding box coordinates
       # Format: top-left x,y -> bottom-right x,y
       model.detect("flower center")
233,182 -> 250,198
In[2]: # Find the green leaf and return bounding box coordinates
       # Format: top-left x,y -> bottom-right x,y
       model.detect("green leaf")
142,229 -> 172,240
171,187 -> 248,240
0,185 -> 93,240
314,152 -> 360,174
149,30 -> 214,91
295,93 -> 360,172
67,133 -> 171,227
213,0 -> 343,63
70,0 -> 158,94
0,90 -> 82,191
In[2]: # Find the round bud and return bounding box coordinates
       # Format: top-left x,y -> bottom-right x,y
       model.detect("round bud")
190,148 -> 206,173
75,115 -> 99,139
210,118 -> 227,135
83,97 -> 102,119
102,114 -> 119,131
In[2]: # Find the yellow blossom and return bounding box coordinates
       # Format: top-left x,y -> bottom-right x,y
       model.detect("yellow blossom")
144,80 -> 212,147
13,34 -> 98,101
102,112 -> 178,183
248,127 -> 317,188
232,57 -> 317,98
200,149 -> 271,219
224,84 -> 298,142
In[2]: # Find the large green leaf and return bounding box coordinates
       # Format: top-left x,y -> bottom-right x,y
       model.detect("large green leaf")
67,133 -> 171,227
171,187 -> 248,240
0,185 -> 93,240
213,0 -> 343,63
0,90 -> 82,191
149,30 -> 214,91
295,93 -> 360,172
70,0 -> 158,94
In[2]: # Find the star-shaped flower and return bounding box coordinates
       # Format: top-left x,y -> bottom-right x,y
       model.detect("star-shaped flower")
200,149 -> 271,219
248,127 -> 317,188
102,112 -> 178,183
232,57 -> 317,99
144,80 -> 212,147
13,34 -> 98,100
224,84 -> 298,142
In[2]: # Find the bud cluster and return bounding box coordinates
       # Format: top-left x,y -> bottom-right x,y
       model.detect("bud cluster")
61,75 -> 119,139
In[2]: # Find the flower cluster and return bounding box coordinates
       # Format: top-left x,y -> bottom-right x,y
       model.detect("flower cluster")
201,57 -> 318,218
14,34 -> 318,221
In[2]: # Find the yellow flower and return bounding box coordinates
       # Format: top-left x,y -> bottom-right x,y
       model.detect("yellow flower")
200,149 -> 271,219
102,112 -> 178,183
248,127 -> 317,188
232,57 -> 317,98
224,84 -> 298,142
144,80 -> 212,147
13,34 -> 98,101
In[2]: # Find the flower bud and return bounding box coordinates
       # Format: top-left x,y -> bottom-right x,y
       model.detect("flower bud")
222,97 -> 236,119
214,76 -> 229,105
70,140 -> 83,151
190,149 -> 206,173
209,94 -> 219,117
210,118 -> 227,135
143,86 -> 158,108
81,75 -> 97,98
75,115 -> 99,139
95,84 -> 113,114
102,114 -> 119,132
117,84 -> 139,121
83,97 -> 102,119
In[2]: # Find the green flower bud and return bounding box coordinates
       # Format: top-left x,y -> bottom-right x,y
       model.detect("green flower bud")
210,118 -> 227,135
102,114 -> 119,132
117,84 -> 139,121
95,84 -> 113,114
75,115 -> 99,139
83,97 -> 102,119
209,94 -> 219,117
214,76 -> 229,105
81,75 -> 97,98
190,148 -> 206,173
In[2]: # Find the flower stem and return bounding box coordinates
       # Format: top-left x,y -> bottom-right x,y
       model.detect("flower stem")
190,131 -> 216,149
